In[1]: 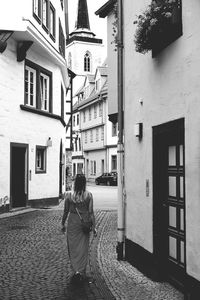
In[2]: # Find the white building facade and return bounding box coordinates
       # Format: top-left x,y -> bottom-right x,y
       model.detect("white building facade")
97,0 -> 200,297
72,66 -> 118,181
0,0 -> 69,212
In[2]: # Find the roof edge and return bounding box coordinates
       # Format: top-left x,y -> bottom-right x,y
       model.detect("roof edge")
95,0 -> 116,18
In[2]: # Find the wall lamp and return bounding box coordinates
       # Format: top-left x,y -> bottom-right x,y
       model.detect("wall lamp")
0,31 -> 13,53
134,123 -> 143,139
47,137 -> 52,147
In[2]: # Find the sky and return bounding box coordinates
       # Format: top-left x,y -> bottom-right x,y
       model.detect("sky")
67,0 -> 107,46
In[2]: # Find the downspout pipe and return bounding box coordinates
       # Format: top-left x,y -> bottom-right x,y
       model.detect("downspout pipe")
64,0 -> 69,40
116,0 -> 125,260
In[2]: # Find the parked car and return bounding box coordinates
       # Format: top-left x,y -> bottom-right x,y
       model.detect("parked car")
95,172 -> 118,186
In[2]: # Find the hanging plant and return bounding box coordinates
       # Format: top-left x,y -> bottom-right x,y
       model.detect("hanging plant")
134,0 -> 179,54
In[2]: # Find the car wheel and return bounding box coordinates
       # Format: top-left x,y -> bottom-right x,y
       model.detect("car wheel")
107,180 -> 110,186
95,180 -> 99,185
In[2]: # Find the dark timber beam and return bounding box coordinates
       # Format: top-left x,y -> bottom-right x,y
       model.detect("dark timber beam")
17,41 -> 33,62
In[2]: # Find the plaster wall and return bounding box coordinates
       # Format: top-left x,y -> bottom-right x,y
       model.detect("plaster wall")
124,0 -> 200,281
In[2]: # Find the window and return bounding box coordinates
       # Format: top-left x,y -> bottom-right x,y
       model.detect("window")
73,115 -> 76,126
99,102 -> 102,117
40,73 -> 50,111
83,110 -> 86,122
90,160 -> 96,175
36,146 -> 46,173
25,66 -> 36,107
25,60 -> 52,113
79,138 -> 81,151
42,0 -> 48,29
68,52 -> 72,69
33,0 -> 56,41
112,123 -> 117,137
112,155 -> 117,171
33,0 -> 41,21
84,52 -> 91,72
90,130 -> 93,143
101,127 -> 104,141
90,161 -> 93,175
59,19 -> 65,58
75,139 -> 77,151
61,84 -> 64,119
96,128 -> 99,141
85,131 -> 87,144
89,107 -> 91,120
94,104 -> 97,118
49,3 -> 56,39
94,161 -> 96,175
77,114 -> 79,125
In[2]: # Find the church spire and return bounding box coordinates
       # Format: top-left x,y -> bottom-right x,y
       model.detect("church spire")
76,0 -> 90,30
69,0 -> 95,38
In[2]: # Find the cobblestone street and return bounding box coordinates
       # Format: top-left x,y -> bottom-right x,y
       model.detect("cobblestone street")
0,205 -> 184,300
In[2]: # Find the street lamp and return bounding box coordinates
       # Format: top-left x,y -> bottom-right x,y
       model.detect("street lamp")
0,31 -> 13,53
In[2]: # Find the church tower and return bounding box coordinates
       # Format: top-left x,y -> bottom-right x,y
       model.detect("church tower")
66,0 -> 106,95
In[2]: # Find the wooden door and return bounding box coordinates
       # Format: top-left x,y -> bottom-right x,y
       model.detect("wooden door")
153,119 -> 185,289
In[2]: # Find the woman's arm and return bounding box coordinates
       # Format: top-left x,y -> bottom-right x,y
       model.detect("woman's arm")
61,193 -> 70,232
89,193 -> 97,236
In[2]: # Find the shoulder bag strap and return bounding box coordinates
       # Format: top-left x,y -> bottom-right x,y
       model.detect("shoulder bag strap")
75,206 -> 83,221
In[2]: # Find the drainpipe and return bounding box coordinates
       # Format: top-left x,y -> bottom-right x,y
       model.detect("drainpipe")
64,0 -> 69,40
116,0 -> 124,260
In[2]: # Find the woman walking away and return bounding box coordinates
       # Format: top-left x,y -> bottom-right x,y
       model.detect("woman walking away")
61,174 -> 97,284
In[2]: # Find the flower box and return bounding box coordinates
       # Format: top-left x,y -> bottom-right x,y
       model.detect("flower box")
134,0 -> 182,56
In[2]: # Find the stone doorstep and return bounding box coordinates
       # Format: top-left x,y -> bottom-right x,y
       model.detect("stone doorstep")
0,207 -> 38,219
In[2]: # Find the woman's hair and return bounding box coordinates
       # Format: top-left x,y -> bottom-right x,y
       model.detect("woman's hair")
74,174 -> 86,195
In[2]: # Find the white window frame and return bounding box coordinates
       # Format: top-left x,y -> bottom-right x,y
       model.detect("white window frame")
96,128 -> 99,141
94,104 -> 97,118
36,146 -> 47,173
42,0 -> 48,28
25,66 -> 37,108
101,127 -> 104,141
40,72 -> 50,112
90,130 -> 93,143
89,107 -> 91,121
49,3 -> 55,38
33,0 -> 41,18
99,102 -> 102,117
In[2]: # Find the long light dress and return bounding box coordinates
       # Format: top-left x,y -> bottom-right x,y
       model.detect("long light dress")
64,190 -> 93,274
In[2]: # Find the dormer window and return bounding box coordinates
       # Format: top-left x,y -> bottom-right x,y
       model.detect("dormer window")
84,51 -> 91,72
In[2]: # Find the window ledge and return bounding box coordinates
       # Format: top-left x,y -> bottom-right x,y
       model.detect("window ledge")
20,105 -> 66,127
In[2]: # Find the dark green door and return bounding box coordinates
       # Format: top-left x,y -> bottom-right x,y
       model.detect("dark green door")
153,119 -> 186,289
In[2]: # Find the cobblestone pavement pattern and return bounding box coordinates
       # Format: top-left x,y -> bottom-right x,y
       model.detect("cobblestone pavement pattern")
0,205 -> 184,300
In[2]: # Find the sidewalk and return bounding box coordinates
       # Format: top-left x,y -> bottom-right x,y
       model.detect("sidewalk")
0,203 -> 184,300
